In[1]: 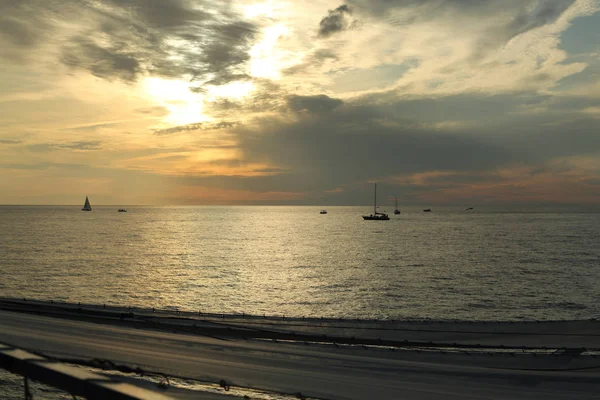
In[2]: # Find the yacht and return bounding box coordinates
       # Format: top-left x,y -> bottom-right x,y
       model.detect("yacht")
363,183 -> 389,221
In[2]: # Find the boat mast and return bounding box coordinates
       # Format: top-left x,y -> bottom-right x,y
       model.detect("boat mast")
374,183 -> 377,215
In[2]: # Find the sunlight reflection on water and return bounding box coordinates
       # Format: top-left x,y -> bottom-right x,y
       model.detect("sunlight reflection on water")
1,206 -> 599,321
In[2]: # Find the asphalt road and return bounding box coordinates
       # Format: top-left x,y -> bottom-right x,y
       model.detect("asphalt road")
1,309 -> 600,399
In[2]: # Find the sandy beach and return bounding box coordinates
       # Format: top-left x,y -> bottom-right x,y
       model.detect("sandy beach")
1,299 -> 599,399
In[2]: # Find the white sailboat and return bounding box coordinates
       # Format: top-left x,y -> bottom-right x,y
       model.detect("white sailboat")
81,196 -> 92,211
363,183 -> 389,221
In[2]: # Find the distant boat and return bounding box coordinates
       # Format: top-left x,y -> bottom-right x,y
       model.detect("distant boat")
118,209 -> 127,213
423,208 -> 432,212
320,210 -> 327,214
81,196 -> 92,211
466,207 -> 474,211
394,195 -> 401,215
363,183 -> 390,221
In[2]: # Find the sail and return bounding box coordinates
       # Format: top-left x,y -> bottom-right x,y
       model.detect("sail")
82,196 -> 92,211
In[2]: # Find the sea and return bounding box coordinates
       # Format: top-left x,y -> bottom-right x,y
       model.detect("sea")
1,205 -> 599,321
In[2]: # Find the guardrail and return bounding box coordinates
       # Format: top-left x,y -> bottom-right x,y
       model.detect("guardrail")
0,342 -> 173,399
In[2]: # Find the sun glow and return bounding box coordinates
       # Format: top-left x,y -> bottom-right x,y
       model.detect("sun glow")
249,23 -> 291,79
143,77 -> 206,125
243,1 -> 278,19
207,81 -> 255,100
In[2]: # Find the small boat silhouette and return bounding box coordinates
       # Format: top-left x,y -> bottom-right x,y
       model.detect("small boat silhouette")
394,195 -> 401,215
81,196 -> 92,211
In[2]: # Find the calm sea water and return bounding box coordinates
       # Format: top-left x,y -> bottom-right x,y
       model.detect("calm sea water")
1,205 -> 599,321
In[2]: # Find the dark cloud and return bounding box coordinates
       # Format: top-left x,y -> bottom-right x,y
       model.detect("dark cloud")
493,116 -> 600,163
287,94 -> 343,114
416,172 -> 507,187
318,4 -> 354,38
352,90 -> 600,163
231,95 -> 511,194
0,0 -> 59,48
354,91 -> 551,124
0,0 -> 257,85
139,87 -> 600,205
0,14 -> 42,47
138,81 -> 599,202
102,0 -> 210,29
506,1 -> 575,40
183,90 -> 597,203
61,36 -> 141,81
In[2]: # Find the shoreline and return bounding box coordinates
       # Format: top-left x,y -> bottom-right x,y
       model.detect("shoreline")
4,296 -> 598,323
2,297 -> 599,353
1,298 -> 600,399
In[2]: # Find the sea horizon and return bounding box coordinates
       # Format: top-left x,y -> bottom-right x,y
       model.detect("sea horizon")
2,204 -> 600,212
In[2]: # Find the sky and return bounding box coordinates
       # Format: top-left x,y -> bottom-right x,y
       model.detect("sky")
1,0 -> 599,206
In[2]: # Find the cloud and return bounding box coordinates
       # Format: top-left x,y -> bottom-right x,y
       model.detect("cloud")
60,141 -> 104,151
0,162 -> 86,170
287,94 -> 343,114
507,1 -> 576,37
153,121 -> 237,135
233,95 -> 512,193
318,4 -> 354,38
63,122 -> 123,132
469,0 -> 577,62
0,138 -> 22,145
134,106 -> 170,116
203,79 -> 288,116
61,36 -> 141,81
287,0 -> 596,98
414,162 -> 600,205
346,0 -> 575,24
0,0 -> 56,48
345,0 -> 578,62
282,48 -> 339,76
0,0 -> 257,86
27,141 -> 103,153
186,89 -> 598,203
